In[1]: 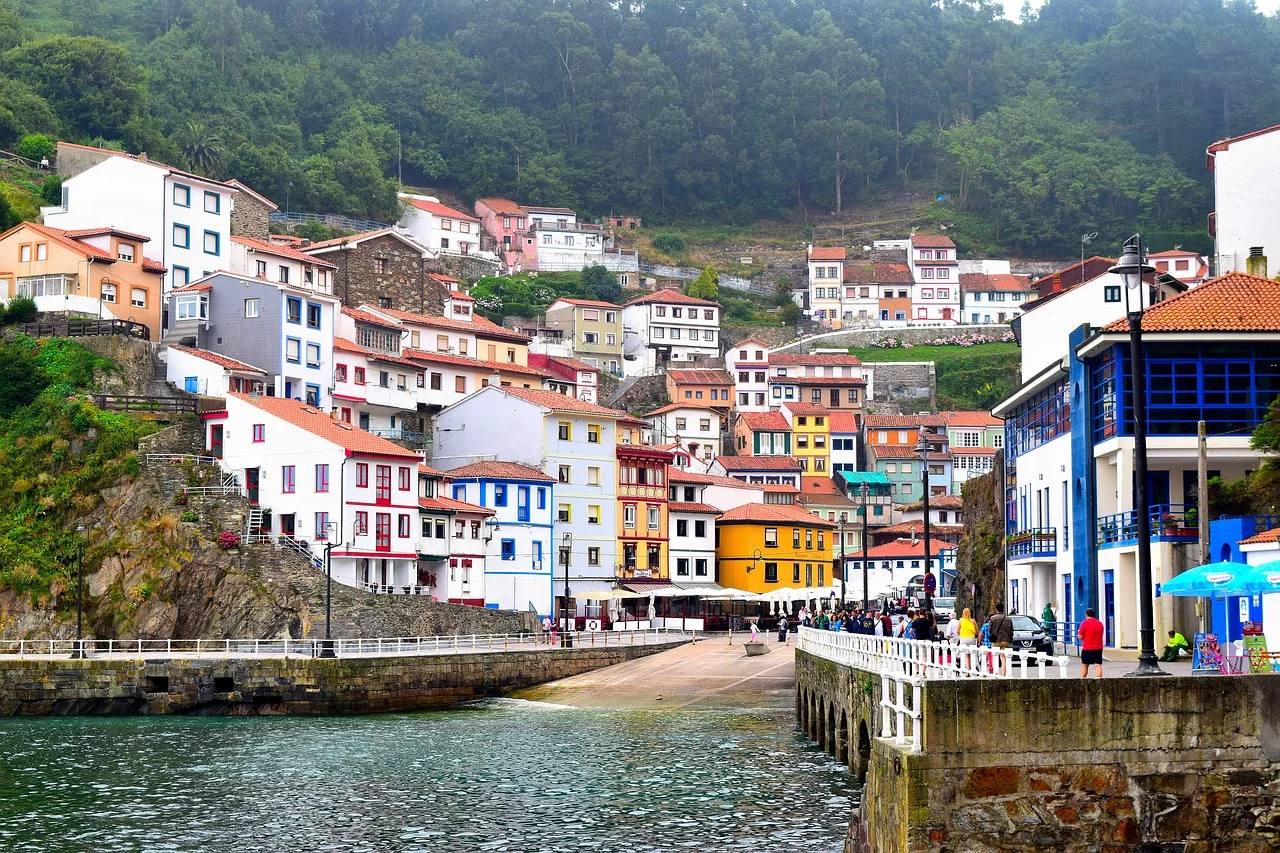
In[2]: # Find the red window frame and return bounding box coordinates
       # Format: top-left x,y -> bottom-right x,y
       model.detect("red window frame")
252,424 -> 264,442
375,512 -> 391,551
282,465 -> 295,493
335,363 -> 347,382
354,366 -> 366,385
398,466 -> 411,491
375,465 -> 391,504
356,463 -> 368,487
315,463 -> 329,493
340,407 -> 352,424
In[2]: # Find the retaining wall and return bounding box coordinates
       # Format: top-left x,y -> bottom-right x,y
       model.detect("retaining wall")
796,650 -> 1280,852
0,640 -> 685,716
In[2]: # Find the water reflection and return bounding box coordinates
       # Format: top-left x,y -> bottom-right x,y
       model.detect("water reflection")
0,703 -> 855,852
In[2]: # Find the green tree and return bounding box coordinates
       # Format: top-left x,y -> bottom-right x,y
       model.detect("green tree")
15,132 -> 55,163
687,266 -> 720,300
173,121 -> 226,178
0,193 -> 18,231
581,265 -> 621,303
0,339 -> 46,416
2,36 -> 144,139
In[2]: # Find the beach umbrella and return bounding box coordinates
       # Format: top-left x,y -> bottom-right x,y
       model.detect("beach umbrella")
1161,561 -> 1253,598
1241,561 -> 1280,595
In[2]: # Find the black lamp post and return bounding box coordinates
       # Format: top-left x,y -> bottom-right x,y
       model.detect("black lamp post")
917,436 -> 934,617
71,522 -> 87,659
838,517 -> 847,607
861,483 -> 871,611
319,520 -> 337,658
560,532 -> 573,648
1109,234 -> 1168,677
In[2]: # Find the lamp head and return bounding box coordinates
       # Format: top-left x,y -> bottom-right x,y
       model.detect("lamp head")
1107,234 -> 1154,291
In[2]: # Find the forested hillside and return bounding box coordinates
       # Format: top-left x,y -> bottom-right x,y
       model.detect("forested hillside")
0,0 -> 1272,254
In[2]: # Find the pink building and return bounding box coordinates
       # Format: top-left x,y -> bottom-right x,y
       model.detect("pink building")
474,197 -> 528,265
908,234 -> 959,324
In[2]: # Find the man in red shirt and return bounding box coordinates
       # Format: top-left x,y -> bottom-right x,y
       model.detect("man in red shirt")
1077,607 -> 1105,678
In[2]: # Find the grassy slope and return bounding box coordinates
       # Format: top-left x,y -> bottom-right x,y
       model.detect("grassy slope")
848,342 -> 1021,412
0,160 -> 45,223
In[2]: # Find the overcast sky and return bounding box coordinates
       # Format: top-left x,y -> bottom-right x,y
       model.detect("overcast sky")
1000,0 -> 1280,20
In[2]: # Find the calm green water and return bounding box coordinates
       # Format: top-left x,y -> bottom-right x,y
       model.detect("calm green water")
0,701 -> 856,852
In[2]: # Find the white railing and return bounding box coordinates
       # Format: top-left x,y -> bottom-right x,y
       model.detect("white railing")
144,453 -> 219,466
880,670 -> 923,751
797,627 -> 1070,680
0,628 -> 695,660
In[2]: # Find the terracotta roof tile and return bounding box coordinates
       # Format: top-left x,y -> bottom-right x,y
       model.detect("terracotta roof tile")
910,234 -> 955,249
667,368 -> 732,385
865,413 -> 945,428
9,222 -> 116,262
446,461 -> 555,482
403,348 -> 547,378
233,235 -> 337,269
333,337 -> 422,369
828,411 -> 859,433
63,226 -> 150,242
303,228 -> 430,254
501,385 -> 626,417
625,288 -> 719,308
958,273 -> 1033,293
871,445 -> 948,460
341,306 -> 403,328
419,496 -> 495,515
808,246 -> 847,261
167,345 -> 265,374
230,393 -> 418,457
738,411 -> 790,432
142,257 -> 166,273
863,537 -> 949,558
782,402 -> 831,417
843,261 -> 913,284
1103,272 -> 1280,333
770,352 -> 862,367
375,306 -> 530,343
643,402 -> 727,417
476,197 -> 526,215
716,455 -> 802,471
717,502 -> 836,528
773,375 -> 867,387
900,495 -> 965,511
939,410 -> 1003,427
551,297 -> 621,309
402,196 -> 479,221
877,520 -> 965,537
1240,527 -> 1280,546
668,502 -> 721,514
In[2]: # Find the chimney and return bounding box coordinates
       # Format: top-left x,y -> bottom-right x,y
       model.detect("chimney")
1247,246 -> 1268,278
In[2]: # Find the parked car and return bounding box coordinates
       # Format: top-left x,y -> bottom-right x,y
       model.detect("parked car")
932,596 -> 956,624
1010,614 -> 1054,658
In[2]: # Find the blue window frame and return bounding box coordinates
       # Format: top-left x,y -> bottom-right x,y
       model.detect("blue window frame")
1005,378 -> 1071,460
286,296 -> 302,324
202,230 -> 220,255
203,191 -> 221,214
172,224 -> 190,248
305,343 -> 321,368
172,265 -> 190,286
305,383 -> 320,406
452,484 -> 465,501
537,487 -> 546,510
306,302 -> 322,329
517,486 -> 530,522
285,337 -> 301,364
533,541 -> 543,567
501,539 -> 516,561
494,483 -> 508,506
173,184 -> 190,207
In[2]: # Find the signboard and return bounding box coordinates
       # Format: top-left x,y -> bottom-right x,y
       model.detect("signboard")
1240,597 -> 1251,624
1191,632 -> 1220,672
924,572 -> 936,596
1243,633 -> 1270,674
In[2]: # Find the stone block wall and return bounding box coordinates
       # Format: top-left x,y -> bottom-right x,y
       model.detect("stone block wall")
0,640 -> 685,715
230,194 -> 271,240
862,361 -> 935,408
329,234 -> 446,314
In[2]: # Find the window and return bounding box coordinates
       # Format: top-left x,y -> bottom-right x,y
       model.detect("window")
251,424 -> 264,442
937,269 -> 950,279
398,514 -> 411,538
395,467 -> 410,491
353,366 -> 366,385
203,231 -> 219,255
648,505 -> 659,530
501,539 -> 516,561
173,266 -> 190,287
305,384 -> 320,406
937,288 -> 949,298
244,297 -> 259,318
676,558 -> 690,576
494,483 -> 508,506
286,296 -> 302,324
305,343 -> 321,368
557,503 -> 571,523
764,527 -> 778,548
558,465 -> 571,483
587,466 -> 600,486
306,303 -> 321,328
670,328 -> 681,340
694,520 -> 707,538
587,424 -> 600,443
676,519 -> 688,537
587,547 -> 600,566
764,562 -> 779,583
285,338 -> 301,363
101,283 -> 117,303
173,224 -> 190,248
282,465 -> 296,493
921,267 -> 934,279
171,184 -> 192,207
624,504 -> 636,527
1104,285 -> 1121,302
588,504 -> 601,524
371,257 -> 388,275
921,288 -> 934,299
314,463 -> 330,493
584,332 -> 598,344
538,488 -> 547,510
203,191 -> 221,214
558,421 -> 571,441
116,242 -> 135,262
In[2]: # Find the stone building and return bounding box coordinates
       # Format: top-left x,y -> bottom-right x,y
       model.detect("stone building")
303,228 -> 447,315
225,179 -> 277,240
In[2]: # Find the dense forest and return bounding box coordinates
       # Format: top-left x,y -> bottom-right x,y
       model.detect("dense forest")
0,0 -> 1275,253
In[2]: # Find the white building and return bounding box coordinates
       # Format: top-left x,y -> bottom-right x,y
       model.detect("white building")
207,393 -> 423,593
528,222 -> 608,272
643,403 -> 724,465
1149,249 -> 1210,287
959,272 -> 1033,325
806,245 -> 846,327
1208,123 -> 1280,276
229,236 -> 336,294
907,234 -> 960,325
397,193 -> 484,256
725,337 -> 772,411
668,478 -> 719,588
433,386 -> 623,609
331,308 -> 425,440
622,289 -> 721,376
42,141 -> 236,310
165,344 -> 266,397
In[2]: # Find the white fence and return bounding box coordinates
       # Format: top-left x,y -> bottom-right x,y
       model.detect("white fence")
0,628 -> 695,660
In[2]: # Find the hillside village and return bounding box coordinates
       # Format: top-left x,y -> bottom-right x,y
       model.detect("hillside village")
3,123 -> 1280,657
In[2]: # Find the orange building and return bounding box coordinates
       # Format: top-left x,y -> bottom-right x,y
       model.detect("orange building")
665,367 -> 734,411
0,222 -> 165,339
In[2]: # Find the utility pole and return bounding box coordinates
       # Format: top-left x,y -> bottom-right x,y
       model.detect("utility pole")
1198,419 -> 1210,633
560,532 -> 573,648
839,517 -> 847,608
861,483 -> 871,611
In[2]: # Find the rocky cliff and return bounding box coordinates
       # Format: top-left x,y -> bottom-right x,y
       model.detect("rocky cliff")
953,452 -> 1005,623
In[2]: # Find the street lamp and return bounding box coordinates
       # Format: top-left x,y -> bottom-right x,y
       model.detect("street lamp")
860,483 -> 871,611
1108,234 -> 1168,677
71,522 -> 87,659
838,516 -> 847,608
916,436 -> 934,616
319,520 -> 338,658
560,532 -> 573,648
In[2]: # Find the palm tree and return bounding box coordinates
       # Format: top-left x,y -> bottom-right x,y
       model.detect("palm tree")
175,121 -> 226,178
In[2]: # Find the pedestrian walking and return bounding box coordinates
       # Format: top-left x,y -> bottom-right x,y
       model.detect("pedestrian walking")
956,608 -> 979,646
1078,608 -> 1105,678
911,609 -> 934,643
989,605 -> 1015,675
777,615 -> 790,645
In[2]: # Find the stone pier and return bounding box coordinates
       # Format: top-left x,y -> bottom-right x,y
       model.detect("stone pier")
0,641 -> 685,716
796,650 -> 1280,852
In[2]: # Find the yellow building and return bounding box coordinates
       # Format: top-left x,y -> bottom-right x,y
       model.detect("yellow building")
616,418 -> 673,580
783,402 -> 832,486
716,502 -> 836,594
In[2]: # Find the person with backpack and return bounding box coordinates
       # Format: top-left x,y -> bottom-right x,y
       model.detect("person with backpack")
988,605 -> 1015,675
777,615 -> 790,645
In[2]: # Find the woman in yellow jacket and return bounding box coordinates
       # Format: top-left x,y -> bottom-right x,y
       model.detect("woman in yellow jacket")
956,608 -> 979,646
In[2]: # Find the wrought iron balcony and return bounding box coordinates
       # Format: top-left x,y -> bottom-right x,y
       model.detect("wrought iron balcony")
1006,528 -> 1058,561
1096,504 -> 1199,549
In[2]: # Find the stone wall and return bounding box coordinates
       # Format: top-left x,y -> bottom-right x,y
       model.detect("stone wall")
329,234 -> 446,314
0,640 -> 685,716
436,253 -> 501,284
773,324 -> 1012,354
862,361 -> 935,409
76,335 -> 155,396
797,649 -> 1280,853
953,455 -> 1005,623
230,194 -> 271,240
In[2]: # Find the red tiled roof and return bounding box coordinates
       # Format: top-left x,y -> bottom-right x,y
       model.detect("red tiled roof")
167,344 -> 265,374
625,288 -> 719,308
551,297 -> 621,309
770,352 -> 861,367
547,355 -> 598,374
717,502 -> 836,528
1104,272 -> 1280,333
230,393 -> 418,457
333,337 -> 421,369
842,261 -> 913,284
476,197 -> 527,216
667,368 -> 732,385
1148,249 -> 1202,259
233,236 -> 337,269
716,455 -> 802,471
449,290 -> 473,300
419,496 -> 495,515
403,196 -> 479,222
953,447 -> 998,456
901,495 -> 964,511
643,402 -> 726,417
940,410 -> 1002,427
403,348 -> 547,378
142,257 -> 166,273
828,411 -> 859,433
877,520 -> 965,537
774,375 -> 867,387
738,411 -> 790,432
446,460 -> 555,482
958,273 -> 1033,293
809,246 -> 847,261
63,226 -> 151,242
303,228 -> 430,254
732,337 -> 769,348
429,272 -> 461,285
501,385 -> 626,417
225,179 -> 278,211
1207,123 -> 1280,157
8,222 -> 116,262
341,306 -> 403,329
668,501 -> 721,514
865,413 -> 944,428
1240,527 -> 1280,546
376,307 -> 530,344
1024,257 -> 1115,308
910,234 -> 955,249
872,445 -> 949,460
864,537 -> 949,558
782,402 -> 831,417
